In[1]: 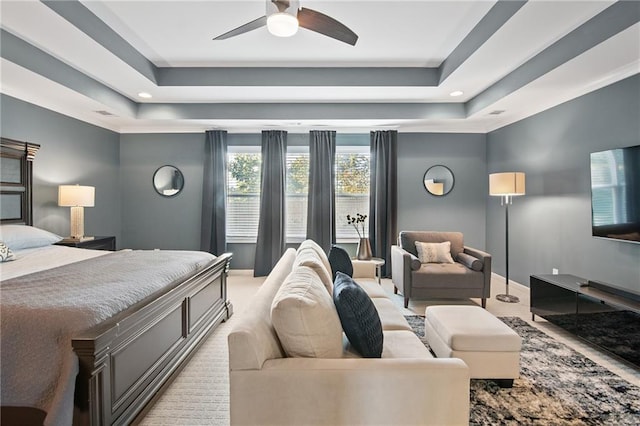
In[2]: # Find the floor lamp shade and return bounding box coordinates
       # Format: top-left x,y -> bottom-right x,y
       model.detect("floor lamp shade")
489,172 -> 526,197
489,172 -> 525,304
58,185 -> 95,239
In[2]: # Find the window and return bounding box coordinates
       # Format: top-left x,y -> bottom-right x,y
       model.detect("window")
286,147 -> 309,242
336,146 -> 370,241
226,142 -> 370,244
227,147 -> 261,242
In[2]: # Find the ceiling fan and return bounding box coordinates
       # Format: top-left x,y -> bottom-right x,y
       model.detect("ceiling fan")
213,0 -> 358,46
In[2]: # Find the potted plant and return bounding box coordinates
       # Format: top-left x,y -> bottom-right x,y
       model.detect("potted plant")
347,213 -> 372,260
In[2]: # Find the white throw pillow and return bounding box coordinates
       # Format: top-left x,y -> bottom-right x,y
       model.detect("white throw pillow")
0,225 -> 62,250
415,241 -> 455,264
271,266 -> 343,358
0,241 -> 16,262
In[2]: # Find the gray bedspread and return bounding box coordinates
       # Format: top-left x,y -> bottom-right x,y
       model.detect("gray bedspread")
0,249 -> 216,426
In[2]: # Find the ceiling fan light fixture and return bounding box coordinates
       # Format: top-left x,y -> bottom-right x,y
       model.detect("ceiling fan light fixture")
267,12 -> 299,37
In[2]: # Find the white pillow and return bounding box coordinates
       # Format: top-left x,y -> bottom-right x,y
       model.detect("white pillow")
0,241 -> 16,262
0,225 -> 62,250
271,266 -> 343,358
415,241 -> 455,264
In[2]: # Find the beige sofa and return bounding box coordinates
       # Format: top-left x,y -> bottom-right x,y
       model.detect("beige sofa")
391,231 -> 492,308
228,243 -> 470,426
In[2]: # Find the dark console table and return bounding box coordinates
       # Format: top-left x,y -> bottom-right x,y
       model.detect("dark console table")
530,274 -> 640,369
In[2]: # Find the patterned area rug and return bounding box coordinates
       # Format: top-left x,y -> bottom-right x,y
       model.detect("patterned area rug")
406,315 -> 640,426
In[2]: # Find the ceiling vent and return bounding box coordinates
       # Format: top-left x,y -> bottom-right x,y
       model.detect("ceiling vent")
94,110 -> 115,116
489,110 -> 506,115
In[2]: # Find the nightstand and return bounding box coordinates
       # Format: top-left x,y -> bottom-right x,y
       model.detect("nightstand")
56,236 -> 116,251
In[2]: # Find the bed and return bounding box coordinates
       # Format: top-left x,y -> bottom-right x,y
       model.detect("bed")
0,138 -> 233,425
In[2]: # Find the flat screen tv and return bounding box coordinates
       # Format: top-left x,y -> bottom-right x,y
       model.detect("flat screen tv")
590,144 -> 640,244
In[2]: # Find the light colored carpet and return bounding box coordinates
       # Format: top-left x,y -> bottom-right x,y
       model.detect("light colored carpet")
136,321 -> 231,425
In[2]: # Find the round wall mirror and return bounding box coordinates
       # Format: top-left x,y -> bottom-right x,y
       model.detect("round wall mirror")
423,165 -> 454,196
153,165 -> 184,197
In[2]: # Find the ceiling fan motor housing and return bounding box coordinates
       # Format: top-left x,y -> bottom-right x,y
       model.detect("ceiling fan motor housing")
268,0 -> 300,16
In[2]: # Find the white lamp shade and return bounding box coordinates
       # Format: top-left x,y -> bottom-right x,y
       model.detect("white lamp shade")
489,172 -> 526,196
267,12 -> 299,37
58,185 -> 95,207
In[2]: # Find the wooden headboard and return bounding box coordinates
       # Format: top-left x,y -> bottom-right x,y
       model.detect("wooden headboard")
1,138 -> 40,225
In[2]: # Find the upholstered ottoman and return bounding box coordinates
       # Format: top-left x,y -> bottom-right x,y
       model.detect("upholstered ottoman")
424,305 -> 521,387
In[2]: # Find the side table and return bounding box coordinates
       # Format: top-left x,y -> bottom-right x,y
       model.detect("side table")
56,236 -> 116,251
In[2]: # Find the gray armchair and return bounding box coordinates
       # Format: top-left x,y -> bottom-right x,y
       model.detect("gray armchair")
391,231 -> 491,308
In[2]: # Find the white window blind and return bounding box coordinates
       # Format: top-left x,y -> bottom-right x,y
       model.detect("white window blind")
226,144 -> 370,244
286,147 -> 310,242
336,146 -> 370,241
226,147 -> 261,242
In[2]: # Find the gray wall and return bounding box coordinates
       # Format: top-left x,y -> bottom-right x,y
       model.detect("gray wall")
119,133 -> 206,251
119,132 -> 367,269
0,94 -> 121,243
486,75 -> 640,291
397,133 -> 487,250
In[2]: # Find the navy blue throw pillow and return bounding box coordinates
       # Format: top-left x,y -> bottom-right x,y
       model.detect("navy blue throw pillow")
333,272 -> 383,358
328,245 -> 353,280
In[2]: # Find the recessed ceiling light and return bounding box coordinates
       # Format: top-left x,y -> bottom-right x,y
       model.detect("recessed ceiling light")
138,92 -> 152,99
449,90 -> 464,97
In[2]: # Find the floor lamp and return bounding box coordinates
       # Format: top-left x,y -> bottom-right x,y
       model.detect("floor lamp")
489,172 -> 525,303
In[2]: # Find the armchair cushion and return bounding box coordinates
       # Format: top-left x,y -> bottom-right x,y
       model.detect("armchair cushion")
333,272 -> 383,358
415,241 -> 455,264
456,252 -> 483,271
328,245 -> 353,280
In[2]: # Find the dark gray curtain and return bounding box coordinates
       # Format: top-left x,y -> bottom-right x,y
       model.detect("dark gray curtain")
369,130 -> 398,277
306,130 -> 336,252
200,130 -> 227,255
254,130 -> 288,276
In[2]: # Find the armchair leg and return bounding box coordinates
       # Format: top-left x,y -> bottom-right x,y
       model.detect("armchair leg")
404,296 -> 409,309
482,298 -> 487,308
394,285 -> 398,294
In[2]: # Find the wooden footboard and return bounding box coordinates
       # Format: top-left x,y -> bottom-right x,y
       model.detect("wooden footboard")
72,253 -> 232,426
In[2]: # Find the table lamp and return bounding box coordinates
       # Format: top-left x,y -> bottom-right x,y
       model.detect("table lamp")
58,184 -> 95,240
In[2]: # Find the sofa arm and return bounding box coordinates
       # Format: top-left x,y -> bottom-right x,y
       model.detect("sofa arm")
464,246 -> 492,299
231,357 -> 470,426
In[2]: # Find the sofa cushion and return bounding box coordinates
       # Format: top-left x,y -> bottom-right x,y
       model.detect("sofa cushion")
400,231 -> 464,258
344,330 -> 433,359
354,278 -> 387,299
371,298 -> 412,331
456,252 -> 483,271
294,248 -> 334,293
271,266 -> 343,358
333,272 -> 384,358
328,245 -> 353,279
415,241 -> 455,264
298,239 -> 332,274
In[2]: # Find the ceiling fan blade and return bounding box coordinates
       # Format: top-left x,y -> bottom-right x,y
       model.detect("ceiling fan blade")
297,7 -> 358,46
213,16 -> 267,40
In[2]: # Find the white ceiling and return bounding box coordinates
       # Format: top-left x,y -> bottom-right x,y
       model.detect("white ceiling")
0,0 -> 638,134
